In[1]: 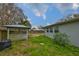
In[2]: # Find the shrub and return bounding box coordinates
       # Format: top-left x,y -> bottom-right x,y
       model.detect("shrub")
53,32 -> 70,46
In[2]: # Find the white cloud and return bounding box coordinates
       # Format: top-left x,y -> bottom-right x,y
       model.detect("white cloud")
72,3 -> 79,10
71,3 -> 79,13
27,4 -> 48,17
33,9 -> 42,16
33,10 -> 47,20
43,14 -> 46,20
52,3 -> 79,15
21,3 -> 48,20
53,3 -> 73,14
47,23 -> 50,25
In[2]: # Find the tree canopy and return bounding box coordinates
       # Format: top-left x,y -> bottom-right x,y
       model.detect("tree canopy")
0,3 -> 31,28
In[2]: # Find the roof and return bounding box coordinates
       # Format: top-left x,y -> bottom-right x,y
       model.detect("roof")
31,29 -> 44,31
43,17 -> 79,28
3,25 -> 30,29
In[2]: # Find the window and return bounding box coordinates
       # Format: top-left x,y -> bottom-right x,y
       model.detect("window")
47,29 -> 49,32
50,28 -> 53,33
54,26 -> 59,33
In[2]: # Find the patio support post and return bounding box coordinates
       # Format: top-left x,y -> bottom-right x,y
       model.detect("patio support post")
7,28 -> 10,40
53,28 -> 55,35
44,29 -> 48,35
48,28 -> 50,33
44,29 -> 46,35
26,29 -> 29,40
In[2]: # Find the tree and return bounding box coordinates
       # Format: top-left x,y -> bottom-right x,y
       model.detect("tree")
0,3 -> 31,27
21,20 -> 31,27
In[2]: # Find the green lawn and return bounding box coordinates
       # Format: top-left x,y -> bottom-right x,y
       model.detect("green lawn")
0,35 -> 79,56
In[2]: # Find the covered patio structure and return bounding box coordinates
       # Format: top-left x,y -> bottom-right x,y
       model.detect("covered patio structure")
3,25 -> 30,41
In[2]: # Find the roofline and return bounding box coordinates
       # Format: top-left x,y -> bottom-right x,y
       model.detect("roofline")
43,17 -> 79,28
2,25 -> 30,29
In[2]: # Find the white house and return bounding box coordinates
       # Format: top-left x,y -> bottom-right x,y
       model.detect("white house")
43,17 -> 79,47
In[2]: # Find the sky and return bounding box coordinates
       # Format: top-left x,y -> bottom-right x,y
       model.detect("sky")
16,3 -> 79,27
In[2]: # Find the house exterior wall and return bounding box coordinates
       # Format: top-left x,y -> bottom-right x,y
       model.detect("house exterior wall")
0,27 -> 29,41
9,33 -> 27,40
44,21 -> 79,47
44,28 -> 54,38
0,30 -> 28,41
0,31 -> 2,40
0,31 -> 7,41
9,31 -> 28,41
58,22 -> 79,47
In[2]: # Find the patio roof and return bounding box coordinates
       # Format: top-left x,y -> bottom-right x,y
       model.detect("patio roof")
2,25 -> 29,40
3,25 -> 30,29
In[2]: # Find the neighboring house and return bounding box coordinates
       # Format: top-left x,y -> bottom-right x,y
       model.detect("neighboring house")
30,29 -> 44,34
30,27 -> 44,36
0,25 -> 30,41
43,17 -> 79,47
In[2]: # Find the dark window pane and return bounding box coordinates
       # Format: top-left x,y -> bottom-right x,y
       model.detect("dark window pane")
54,26 -> 59,33
50,29 -> 53,32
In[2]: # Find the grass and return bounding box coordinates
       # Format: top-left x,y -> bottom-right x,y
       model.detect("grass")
0,35 -> 79,56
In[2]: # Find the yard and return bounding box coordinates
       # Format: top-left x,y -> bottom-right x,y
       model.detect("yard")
0,35 -> 79,56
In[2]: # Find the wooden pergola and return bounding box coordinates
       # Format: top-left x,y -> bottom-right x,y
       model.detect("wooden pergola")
3,25 -> 30,40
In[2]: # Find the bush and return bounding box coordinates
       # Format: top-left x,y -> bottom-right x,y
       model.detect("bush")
53,32 -> 70,46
